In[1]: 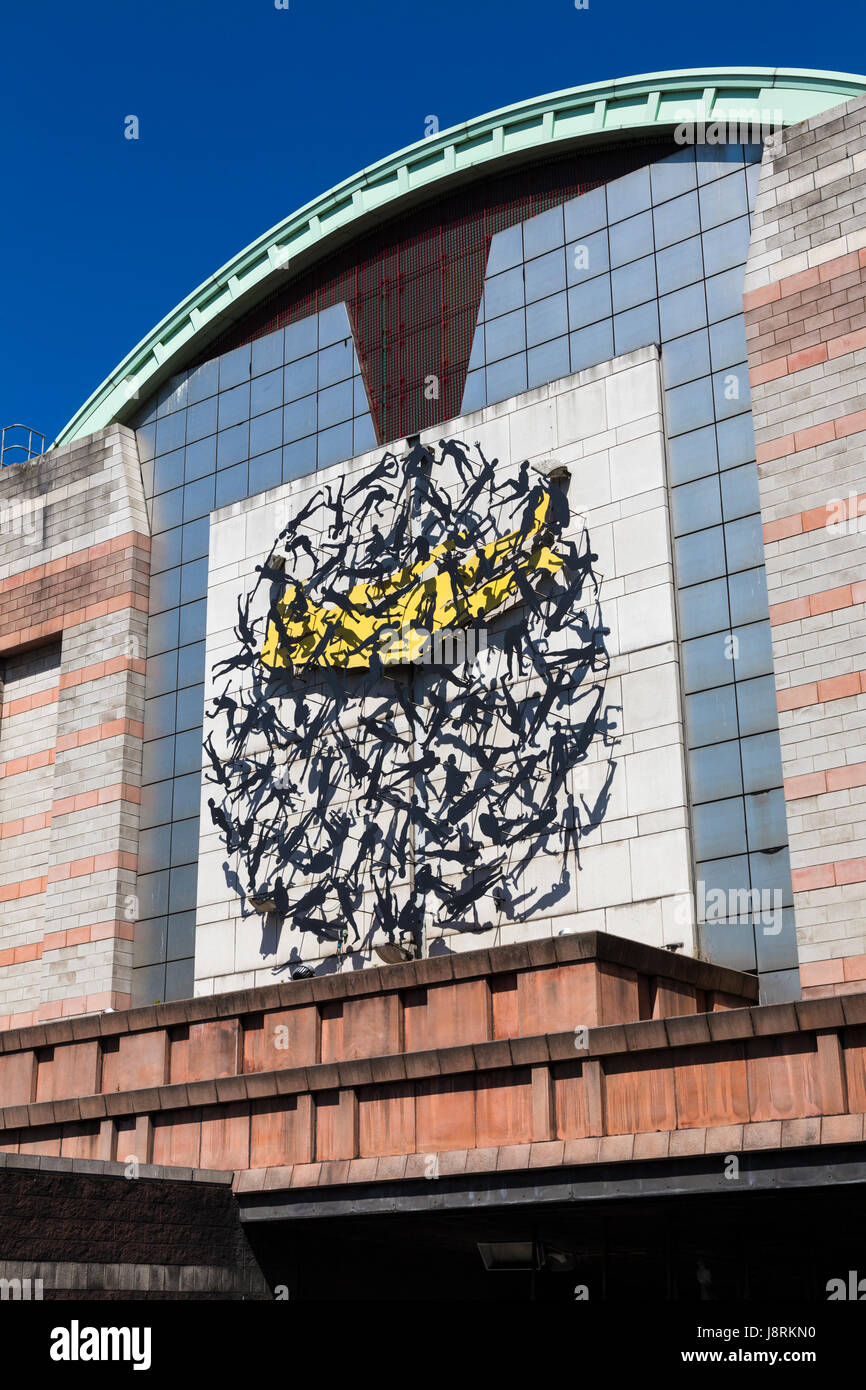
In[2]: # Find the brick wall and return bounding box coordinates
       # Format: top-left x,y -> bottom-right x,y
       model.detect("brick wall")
0,646 -> 61,1012
0,1154 -> 269,1299
0,426 -> 150,1026
744,94 -> 866,996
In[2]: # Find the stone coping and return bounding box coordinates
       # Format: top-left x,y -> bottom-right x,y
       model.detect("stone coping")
0,931 -> 757,1055
0,1149 -> 232,1185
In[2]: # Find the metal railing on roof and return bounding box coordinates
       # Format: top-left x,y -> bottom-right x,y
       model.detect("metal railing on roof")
1,424 -> 46,468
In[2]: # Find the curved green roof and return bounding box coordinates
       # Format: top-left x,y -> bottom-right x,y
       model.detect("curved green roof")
55,66 -> 866,447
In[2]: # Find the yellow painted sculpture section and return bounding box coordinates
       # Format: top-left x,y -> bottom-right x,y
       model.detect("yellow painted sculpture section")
260,491 -> 564,670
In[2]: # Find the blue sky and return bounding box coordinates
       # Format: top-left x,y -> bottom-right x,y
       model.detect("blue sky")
1,0 -> 863,444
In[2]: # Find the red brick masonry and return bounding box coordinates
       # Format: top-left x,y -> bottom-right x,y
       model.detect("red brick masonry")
0,533 -> 150,655
744,251 -> 866,372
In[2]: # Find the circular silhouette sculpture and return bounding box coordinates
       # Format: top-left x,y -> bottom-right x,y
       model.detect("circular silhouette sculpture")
205,437 -> 617,966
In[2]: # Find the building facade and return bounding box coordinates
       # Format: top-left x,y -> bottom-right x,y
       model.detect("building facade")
2,67 -> 866,1299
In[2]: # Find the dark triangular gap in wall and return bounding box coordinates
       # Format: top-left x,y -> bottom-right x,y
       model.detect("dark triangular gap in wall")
194,137 -> 677,447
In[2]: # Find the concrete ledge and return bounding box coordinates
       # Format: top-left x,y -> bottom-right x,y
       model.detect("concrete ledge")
236,1118 -> 866,1192
236,1141 -> 866,1221
0,1150 -> 233,1185
0,930 -> 757,1054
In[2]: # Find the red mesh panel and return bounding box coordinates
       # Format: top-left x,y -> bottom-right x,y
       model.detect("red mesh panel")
201,138 -> 675,444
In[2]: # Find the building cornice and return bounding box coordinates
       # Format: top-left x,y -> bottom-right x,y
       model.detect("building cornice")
53,67 -> 866,447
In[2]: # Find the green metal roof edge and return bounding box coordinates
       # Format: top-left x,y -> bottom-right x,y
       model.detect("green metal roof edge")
54,66 -> 866,447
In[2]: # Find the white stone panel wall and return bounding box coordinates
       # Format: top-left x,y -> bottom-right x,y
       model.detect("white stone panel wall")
196,346 -> 696,993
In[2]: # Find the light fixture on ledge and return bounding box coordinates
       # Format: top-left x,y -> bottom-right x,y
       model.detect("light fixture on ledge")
249,893 -> 276,914
374,942 -> 417,964
530,456 -> 570,480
